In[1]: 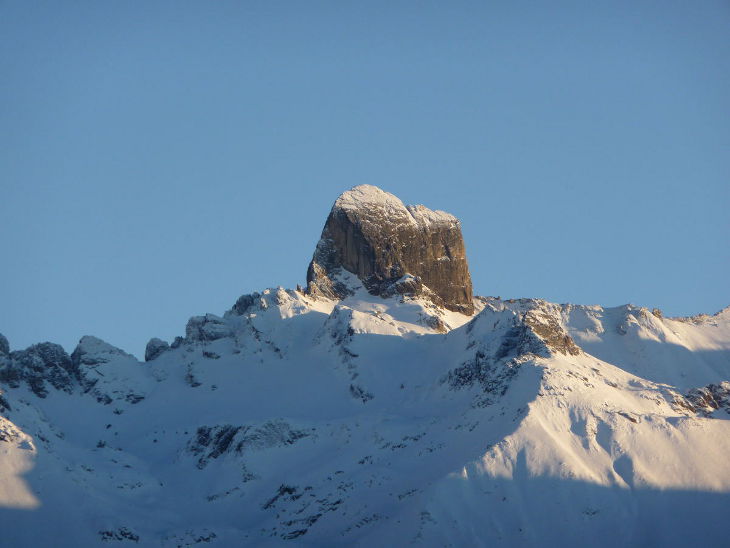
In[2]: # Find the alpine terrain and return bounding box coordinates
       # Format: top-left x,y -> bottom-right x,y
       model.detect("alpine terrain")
1,185 -> 729,547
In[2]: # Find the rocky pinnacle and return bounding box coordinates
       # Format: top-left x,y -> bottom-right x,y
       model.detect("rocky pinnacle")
306,185 -> 474,314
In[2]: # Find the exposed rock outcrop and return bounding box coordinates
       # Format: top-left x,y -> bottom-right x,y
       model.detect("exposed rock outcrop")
306,185 -> 474,314
1,342 -> 77,397
523,306 -> 581,356
0,333 -> 8,355
188,420 -> 313,469
145,338 -> 170,362
185,314 -> 232,342
684,382 -> 730,416
230,292 -> 264,316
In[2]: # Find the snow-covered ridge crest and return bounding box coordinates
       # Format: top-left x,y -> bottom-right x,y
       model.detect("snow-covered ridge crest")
670,304 -> 730,325
334,184 -> 458,227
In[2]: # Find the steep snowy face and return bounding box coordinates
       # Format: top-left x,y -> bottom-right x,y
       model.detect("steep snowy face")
306,185 -> 474,314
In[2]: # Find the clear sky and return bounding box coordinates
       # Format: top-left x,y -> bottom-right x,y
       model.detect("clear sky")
2,1 -> 728,358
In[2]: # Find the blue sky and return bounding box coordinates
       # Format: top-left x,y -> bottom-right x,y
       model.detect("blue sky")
2,1 -> 728,357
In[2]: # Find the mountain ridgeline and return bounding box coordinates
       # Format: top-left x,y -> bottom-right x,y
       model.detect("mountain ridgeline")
0,185 -> 729,547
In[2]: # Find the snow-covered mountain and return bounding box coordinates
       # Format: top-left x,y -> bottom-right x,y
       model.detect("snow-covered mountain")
1,185 -> 729,547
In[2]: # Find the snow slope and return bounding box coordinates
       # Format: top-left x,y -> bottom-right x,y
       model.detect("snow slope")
0,280 -> 728,546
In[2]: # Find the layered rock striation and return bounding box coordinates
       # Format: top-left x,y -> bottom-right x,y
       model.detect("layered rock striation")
306,185 -> 474,314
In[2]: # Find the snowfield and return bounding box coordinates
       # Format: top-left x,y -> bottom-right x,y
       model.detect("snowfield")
1,277 -> 728,546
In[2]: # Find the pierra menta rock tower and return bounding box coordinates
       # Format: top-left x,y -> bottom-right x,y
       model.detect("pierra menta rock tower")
306,185 -> 474,315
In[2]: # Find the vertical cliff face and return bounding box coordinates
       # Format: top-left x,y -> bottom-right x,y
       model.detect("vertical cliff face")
306,185 -> 474,314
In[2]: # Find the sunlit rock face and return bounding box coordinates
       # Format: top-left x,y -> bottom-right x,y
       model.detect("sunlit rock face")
306,185 -> 474,314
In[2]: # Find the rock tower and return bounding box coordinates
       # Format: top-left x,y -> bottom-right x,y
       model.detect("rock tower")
306,185 -> 474,314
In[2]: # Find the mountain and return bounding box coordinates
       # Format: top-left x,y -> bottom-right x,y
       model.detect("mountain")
1,186 -> 729,547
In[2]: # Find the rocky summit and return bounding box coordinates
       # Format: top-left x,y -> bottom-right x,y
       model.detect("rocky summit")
306,185 -> 474,314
